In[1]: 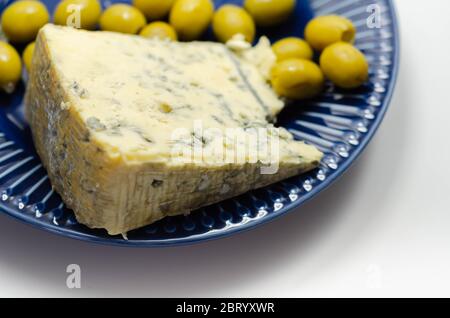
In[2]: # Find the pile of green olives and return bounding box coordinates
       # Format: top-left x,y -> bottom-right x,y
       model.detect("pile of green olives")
1,0 -> 368,98
271,15 -> 368,100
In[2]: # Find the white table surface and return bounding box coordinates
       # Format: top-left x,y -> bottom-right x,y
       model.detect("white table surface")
0,0 -> 449,298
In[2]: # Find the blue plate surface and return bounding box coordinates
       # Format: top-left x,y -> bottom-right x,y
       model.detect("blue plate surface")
0,0 -> 399,246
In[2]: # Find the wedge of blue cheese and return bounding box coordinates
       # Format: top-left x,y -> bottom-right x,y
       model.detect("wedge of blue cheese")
25,24 -> 322,235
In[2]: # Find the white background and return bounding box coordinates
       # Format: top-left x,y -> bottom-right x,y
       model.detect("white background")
0,0 -> 449,298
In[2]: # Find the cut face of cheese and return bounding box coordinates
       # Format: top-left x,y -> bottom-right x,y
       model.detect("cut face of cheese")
25,24 -> 323,235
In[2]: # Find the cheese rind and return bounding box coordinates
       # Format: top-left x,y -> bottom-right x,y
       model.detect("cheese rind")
25,25 -> 322,235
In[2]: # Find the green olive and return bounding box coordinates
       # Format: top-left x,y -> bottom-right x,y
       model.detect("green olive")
272,37 -> 313,61
1,0 -> 50,44
305,15 -> 356,51
132,0 -> 175,21
271,58 -> 324,100
23,41 -> 36,72
244,0 -> 296,27
99,4 -> 147,34
53,0 -> 102,30
169,0 -> 214,41
0,41 -> 22,93
140,22 -> 178,41
320,42 -> 369,89
212,4 -> 255,43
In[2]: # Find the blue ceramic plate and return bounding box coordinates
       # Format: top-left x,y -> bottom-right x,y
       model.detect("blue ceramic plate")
0,0 -> 399,246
